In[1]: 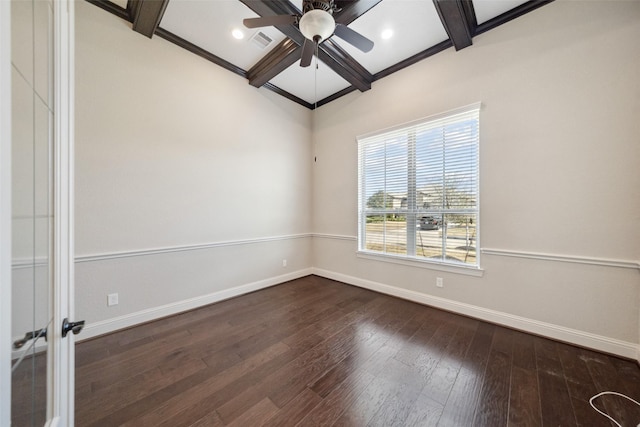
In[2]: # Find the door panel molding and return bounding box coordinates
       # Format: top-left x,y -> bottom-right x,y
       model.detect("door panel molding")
0,0 -> 12,424
49,0 -> 75,425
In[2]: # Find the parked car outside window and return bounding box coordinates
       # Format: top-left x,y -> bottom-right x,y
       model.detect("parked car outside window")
419,216 -> 440,230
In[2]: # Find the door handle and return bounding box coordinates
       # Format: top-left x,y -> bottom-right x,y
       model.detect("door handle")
13,328 -> 47,349
61,318 -> 85,338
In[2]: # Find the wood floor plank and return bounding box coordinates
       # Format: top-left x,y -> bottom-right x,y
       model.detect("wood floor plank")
538,370 -> 578,427
534,336 -> 578,427
393,310 -> 441,366
76,328 -> 195,389
583,350 -> 640,427
331,376 -> 399,426
231,304 -> 342,361
420,319 -> 478,405
367,381 -> 422,427
75,351 -> 207,423
607,355 -> 640,398
260,388 -> 323,427
404,392 -> 445,426
571,396 -> 614,427
508,366 -> 542,427
490,325 -> 516,356
403,319 -> 457,376
298,369 -> 376,426
284,293 -> 386,345
117,341 -> 294,427
437,322 -> 495,427
474,349 -> 512,427
534,335 -> 565,377
473,326 -> 514,426
307,307 -> 428,401
187,411 -> 225,427
225,397 -> 279,427
556,342 -> 600,402
307,353 -> 358,399
510,330 -> 536,371
307,332 -> 391,399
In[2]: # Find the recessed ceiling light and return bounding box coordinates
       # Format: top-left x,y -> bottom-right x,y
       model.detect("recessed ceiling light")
232,29 -> 244,40
381,29 -> 393,40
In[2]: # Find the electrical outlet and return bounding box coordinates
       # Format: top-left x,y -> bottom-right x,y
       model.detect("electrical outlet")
107,293 -> 119,306
436,277 -> 443,288
282,259 -> 287,267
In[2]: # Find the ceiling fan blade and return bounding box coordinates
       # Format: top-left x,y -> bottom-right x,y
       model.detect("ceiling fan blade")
300,38 -> 315,67
333,24 -> 374,53
243,15 -> 297,29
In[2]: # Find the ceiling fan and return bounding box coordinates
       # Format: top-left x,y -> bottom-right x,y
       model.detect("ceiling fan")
243,0 -> 374,67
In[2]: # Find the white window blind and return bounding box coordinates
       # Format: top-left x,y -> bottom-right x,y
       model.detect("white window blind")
357,103 -> 480,267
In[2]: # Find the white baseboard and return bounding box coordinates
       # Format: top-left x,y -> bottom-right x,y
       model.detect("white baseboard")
14,266 -> 639,365
80,268 -> 313,341
312,268 -> 640,361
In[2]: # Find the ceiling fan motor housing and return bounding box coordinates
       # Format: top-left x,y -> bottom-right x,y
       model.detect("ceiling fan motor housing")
304,0 -> 334,13
299,9 -> 335,42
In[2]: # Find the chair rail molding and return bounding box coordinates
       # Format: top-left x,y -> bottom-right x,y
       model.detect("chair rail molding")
312,234 -> 639,270
481,248 -> 640,270
75,233 -> 313,263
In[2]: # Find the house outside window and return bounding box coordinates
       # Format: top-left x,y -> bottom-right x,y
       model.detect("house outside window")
357,103 -> 480,269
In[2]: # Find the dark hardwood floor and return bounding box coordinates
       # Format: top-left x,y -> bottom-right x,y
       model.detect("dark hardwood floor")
73,275 -> 640,426
11,351 -> 47,427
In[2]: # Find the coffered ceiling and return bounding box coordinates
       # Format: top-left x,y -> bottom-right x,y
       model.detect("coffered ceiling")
89,0 -> 553,109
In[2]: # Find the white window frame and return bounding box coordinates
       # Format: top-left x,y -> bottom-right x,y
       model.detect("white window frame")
357,103 -> 482,275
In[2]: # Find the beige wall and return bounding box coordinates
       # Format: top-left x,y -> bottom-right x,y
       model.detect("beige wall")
74,1 -> 313,331
73,0 -> 639,358
312,0 -> 640,357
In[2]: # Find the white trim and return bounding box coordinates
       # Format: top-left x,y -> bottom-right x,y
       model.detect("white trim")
12,257 -> 49,269
51,0 -> 75,424
0,0 -> 12,423
312,233 -> 484,277
311,268 -> 640,360
79,268 -> 313,341
312,233 -> 356,242
356,251 -> 485,277
75,233 -> 313,263
45,417 -> 61,427
313,234 -> 640,271
356,102 -> 482,140
11,338 -> 48,361
482,248 -> 640,270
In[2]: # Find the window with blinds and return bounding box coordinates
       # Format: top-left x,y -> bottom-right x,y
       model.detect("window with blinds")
357,103 -> 480,268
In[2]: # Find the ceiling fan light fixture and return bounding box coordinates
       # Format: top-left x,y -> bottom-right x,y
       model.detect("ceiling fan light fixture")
299,9 -> 335,42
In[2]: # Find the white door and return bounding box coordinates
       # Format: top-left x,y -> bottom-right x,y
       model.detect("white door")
2,0 -> 77,425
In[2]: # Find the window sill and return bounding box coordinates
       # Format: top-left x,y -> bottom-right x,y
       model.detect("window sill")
356,250 -> 484,277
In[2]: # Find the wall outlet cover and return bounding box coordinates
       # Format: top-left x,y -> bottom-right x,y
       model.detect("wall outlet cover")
107,293 -> 119,306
